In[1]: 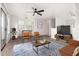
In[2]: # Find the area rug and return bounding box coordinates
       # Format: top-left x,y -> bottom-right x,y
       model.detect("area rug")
13,41 -> 66,56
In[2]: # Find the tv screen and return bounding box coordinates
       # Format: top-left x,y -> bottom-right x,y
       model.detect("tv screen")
57,25 -> 71,35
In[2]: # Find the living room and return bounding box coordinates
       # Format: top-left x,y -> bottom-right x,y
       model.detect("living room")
0,3 -> 79,56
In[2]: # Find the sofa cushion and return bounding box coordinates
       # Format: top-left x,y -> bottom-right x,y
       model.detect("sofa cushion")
59,40 -> 79,56
69,40 -> 79,46
60,45 -> 76,56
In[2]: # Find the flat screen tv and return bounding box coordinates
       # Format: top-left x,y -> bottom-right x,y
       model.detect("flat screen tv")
57,25 -> 71,35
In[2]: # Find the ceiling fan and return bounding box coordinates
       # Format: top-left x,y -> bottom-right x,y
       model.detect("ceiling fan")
26,7 -> 44,16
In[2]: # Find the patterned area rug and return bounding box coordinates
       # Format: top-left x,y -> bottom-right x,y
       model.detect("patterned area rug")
13,41 -> 66,56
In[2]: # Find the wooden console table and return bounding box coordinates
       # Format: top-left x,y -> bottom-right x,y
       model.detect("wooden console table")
55,34 -> 72,42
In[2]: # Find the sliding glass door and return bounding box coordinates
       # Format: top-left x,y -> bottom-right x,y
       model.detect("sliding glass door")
1,8 -> 7,50
0,6 -> 1,54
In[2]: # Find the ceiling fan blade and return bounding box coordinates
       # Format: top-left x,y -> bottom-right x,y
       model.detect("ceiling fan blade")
33,13 -> 35,16
37,12 -> 42,16
38,10 -> 44,12
26,11 -> 33,13
32,7 -> 37,11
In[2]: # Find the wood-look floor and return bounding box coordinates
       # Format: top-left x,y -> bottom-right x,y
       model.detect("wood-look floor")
1,36 -> 67,56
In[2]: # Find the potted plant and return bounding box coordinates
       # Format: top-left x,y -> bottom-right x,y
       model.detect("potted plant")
11,28 -> 16,40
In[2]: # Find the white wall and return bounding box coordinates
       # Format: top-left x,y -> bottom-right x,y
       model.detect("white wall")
49,3 -> 76,39
10,15 -> 50,36
72,4 -> 79,41
8,3 -> 76,36
10,15 -> 34,36
33,17 -> 49,35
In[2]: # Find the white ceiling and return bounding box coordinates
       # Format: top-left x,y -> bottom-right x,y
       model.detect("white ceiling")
4,3 -> 76,19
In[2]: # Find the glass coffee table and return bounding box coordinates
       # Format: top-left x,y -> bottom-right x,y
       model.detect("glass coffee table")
32,38 -> 51,55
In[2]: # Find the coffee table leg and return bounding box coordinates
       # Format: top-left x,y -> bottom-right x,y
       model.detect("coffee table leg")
43,44 -> 50,49
33,47 -> 38,55
48,44 -> 49,49
37,47 -> 38,54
